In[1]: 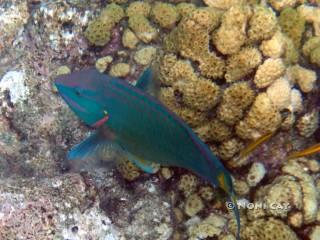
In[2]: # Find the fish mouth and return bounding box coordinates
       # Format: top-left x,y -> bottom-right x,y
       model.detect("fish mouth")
55,82 -> 88,114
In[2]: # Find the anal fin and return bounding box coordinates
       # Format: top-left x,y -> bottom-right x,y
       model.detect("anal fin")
125,151 -> 160,174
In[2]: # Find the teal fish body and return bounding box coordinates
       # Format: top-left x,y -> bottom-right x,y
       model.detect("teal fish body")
55,68 -> 240,239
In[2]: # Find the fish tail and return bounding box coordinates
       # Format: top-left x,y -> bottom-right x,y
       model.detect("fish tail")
229,193 -> 241,240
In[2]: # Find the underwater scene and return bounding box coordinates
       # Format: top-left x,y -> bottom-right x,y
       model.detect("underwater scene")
0,0 -> 320,239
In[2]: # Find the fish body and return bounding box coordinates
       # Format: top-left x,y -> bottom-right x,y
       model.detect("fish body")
55,68 -> 240,239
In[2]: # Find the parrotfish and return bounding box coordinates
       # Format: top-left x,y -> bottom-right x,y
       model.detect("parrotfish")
55,68 -> 241,239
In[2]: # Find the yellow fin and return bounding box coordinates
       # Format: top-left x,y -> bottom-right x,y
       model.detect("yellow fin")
238,132 -> 274,159
287,143 -> 320,160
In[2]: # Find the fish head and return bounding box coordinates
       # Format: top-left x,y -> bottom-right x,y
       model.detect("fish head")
55,69 -> 110,128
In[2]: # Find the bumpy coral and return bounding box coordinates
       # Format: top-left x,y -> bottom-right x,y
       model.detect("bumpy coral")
198,186 -> 214,202
260,31 -> 286,58
218,138 -> 244,160
241,218 -> 299,240
225,47 -> 262,82
217,82 -> 255,125
134,46 -> 157,65
303,36 -> 320,57
266,77 -> 291,110
184,193 -> 204,217
279,7 -> 306,48
151,2 -> 179,29
122,28 -> 139,49
282,160 -> 319,224
117,159 -> 141,181
128,15 -> 158,43
298,5 -> 320,36
195,120 -> 232,143
158,54 -> 196,85
95,56 -> 113,73
213,5 -> 251,55
246,162 -> 266,187
254,58 -> 285,88
109,63 -> 130,77
296,110 -> 319,137
178,174 -> 199,197
126,1 -> 151,17
84,4 -> 124,46
164,8 -> 225,79
248,6 -> 277,43
233,178 -> 250,196
203,0 -> 244,10
187,214 -> 227,239
247,158 -> 319,230
310,47 -> 320,66
236,93 -> 281,139
176,3 -> 196,17
302,36 -> 320,66
268,0 -> 299,11
288,65 -> 316,93
172,79 -> 221,111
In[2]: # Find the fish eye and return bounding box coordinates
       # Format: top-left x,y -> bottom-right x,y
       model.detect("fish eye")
75,87 -> 82,96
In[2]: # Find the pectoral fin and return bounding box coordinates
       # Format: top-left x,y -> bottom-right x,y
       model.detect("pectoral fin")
135,67 -> 159,97
67,127 -> 118,161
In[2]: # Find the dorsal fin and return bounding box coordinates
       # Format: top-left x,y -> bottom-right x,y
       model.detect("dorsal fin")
135,67 -> 159,97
